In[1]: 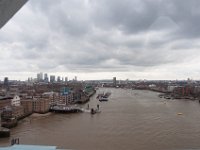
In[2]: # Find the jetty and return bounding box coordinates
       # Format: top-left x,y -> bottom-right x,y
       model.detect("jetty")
50,105 -> 84,113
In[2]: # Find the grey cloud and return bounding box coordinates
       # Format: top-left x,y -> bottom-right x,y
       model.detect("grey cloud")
90,0 -> 158,34
160,0 -> 200,39
1,0 -> 200,80
29,0 -> 91,37
90,0 -> 200,39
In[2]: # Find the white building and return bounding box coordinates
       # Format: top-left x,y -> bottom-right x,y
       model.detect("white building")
11,95 -> 21,106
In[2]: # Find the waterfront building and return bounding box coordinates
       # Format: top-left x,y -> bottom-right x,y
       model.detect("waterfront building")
49,89 -> 74,105
48,92 -> 59,105
11,95 -> 20,106
58,94 -> 73,105
173,85 -> 194,97
20,99 -> 33,115
59,93 -> 74,105
32,98 -> 50,113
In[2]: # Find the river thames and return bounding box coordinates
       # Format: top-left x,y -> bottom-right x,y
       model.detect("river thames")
1,88 -> 200,150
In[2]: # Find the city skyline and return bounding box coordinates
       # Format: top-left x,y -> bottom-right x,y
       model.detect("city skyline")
1,0 -> 200,81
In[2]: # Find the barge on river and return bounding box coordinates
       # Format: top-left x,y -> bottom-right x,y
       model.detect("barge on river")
97,92 -> 111,102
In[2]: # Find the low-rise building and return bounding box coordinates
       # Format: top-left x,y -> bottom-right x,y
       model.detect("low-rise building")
11,95 -> 21,106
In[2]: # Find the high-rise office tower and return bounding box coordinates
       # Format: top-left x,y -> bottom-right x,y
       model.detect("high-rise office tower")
37,72 -> 43,82
44,73 -> 48,82
50,75 -> 55,83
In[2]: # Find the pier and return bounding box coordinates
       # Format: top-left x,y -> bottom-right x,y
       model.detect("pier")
50,105 -> 84,113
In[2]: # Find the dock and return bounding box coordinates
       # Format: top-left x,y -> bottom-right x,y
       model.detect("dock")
50,105 -> 84,113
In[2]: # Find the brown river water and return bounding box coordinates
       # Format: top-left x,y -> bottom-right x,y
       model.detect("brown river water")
1,88 -> 200,150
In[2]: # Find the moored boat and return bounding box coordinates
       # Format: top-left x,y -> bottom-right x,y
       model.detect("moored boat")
99,97 -> 108,102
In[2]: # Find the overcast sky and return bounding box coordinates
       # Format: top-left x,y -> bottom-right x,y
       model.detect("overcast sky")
1,0 -> 200,81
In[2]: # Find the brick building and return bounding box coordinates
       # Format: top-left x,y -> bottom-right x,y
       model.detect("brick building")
21,99 -> 33,115
32,98 -> 50,113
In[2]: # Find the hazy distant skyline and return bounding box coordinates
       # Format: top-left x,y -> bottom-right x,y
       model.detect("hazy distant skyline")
1,0 -> 200,81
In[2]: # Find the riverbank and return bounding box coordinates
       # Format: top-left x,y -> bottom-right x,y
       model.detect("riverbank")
158,93 -> 200,100
0,91 -> 96,137
2,88 -> 200,150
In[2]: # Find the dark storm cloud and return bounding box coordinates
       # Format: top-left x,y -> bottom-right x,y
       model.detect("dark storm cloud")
1,0 -> 200,79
